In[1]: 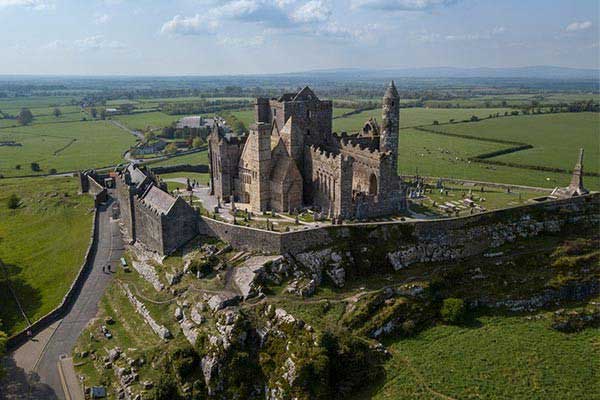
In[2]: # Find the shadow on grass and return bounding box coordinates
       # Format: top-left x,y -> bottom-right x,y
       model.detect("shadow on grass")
0,263 -> 43,335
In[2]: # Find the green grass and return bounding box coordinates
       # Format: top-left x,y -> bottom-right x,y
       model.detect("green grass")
364,313 -> 599,400
333,107 -> 512,132
146,150 -> 208,168
0,176 -> 94,335
227,109 -> 255,128
428,113 -> 600,175
113,111 -> 178,131
0,120 -> 137,177
158,171 -> 210,185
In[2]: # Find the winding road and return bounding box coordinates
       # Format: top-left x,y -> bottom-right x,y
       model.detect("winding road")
0,198 -> 124,400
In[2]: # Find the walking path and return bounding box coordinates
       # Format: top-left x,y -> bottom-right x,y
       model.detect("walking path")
0,199 -> 124,400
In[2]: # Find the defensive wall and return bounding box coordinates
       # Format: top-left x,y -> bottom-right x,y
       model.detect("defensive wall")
198,193 -> 599,260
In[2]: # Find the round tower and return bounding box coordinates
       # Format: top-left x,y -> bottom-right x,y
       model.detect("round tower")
381,80 -> 400,169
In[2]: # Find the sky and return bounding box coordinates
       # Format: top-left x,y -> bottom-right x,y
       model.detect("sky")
0,0 -> 598,75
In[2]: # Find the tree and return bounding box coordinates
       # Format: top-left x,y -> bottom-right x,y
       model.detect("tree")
30,162 -> 41,172
17,108 -> 34,125
7,194 -> 20,209
49,168 -> 57,174
144,131 -> 157,142
433,120 -> 439,125
165,143 -> 178,154
192,137 -> 202,148
90,108 -> 97,118
440,298 -> 465,324
15,164 -> 21,170
99,109 -> 107,120
53,108 -> 62,118
152,373 -> 179,400
470,115 -> 479,122
119,103 -> 134,115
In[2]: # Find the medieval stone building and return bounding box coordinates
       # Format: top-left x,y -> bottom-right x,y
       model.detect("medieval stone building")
115,164 -> 198,255
208,82 -> 406,219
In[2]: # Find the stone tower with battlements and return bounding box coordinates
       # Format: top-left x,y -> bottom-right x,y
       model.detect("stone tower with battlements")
381,81 -> 400,170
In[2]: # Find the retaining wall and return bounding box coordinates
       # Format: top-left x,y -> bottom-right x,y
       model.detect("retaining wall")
6,208 -> 100,351
198,193 -> 599,256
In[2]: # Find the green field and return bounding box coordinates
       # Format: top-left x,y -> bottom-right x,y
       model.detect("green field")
113,111 -> 178,131
0,120 -> 137,177
428,113 -> 600,175
333,107 -> 512,132
0,176 -> 94,335
366,313 -> 599,400
397,128 -> 595,189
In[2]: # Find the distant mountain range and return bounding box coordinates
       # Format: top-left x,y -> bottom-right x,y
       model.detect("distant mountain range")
296,66 -> 599,80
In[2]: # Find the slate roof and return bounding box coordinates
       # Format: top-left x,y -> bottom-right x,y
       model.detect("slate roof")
127,164 -> 149,186
140,185 -> 177,215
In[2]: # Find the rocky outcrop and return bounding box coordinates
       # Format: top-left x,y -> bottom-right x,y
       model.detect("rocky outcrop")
232,255 -> 283,299
121,283 -> 171,340
131,260 -> 164,292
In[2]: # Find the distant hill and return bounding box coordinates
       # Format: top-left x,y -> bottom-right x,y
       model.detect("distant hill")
298,66 -> 599,80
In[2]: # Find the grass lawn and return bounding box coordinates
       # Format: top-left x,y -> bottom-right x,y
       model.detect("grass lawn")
0,120 -> 137,177
333,107 -> 512,132
146,150 -> 208,168
398,128 -> 600,190
428,113 -> 600,175
157,171 -> 210,185
363,313 -> 599,400
227,109 -> 255,128
0,176 -> 94,335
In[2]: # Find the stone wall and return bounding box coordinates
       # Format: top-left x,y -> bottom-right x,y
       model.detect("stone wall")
198,194 -> 599,262
198,217 -> 282,253
134,198 -> 164,254
162,198 -> 199,255
151,164 -> 209,175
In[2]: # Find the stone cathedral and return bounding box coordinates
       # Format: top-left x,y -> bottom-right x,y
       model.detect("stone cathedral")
208,82 -> 407,219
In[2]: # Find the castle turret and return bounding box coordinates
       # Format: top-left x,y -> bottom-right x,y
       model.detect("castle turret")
381,81 -> 399,171
249,122 -> 272,211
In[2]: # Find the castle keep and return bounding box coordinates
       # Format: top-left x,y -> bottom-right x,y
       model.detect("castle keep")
208,82 -> 407,219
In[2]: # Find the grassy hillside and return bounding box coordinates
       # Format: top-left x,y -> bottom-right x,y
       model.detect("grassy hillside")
0,176 -> 94,335
0,120 -> 137,177
365,312 -> 599,400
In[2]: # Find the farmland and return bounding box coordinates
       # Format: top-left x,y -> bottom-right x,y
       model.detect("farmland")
428,112 -> 600,175
0,176 -> 94,335
333,107 -> 512,132
0,120 -> 137,177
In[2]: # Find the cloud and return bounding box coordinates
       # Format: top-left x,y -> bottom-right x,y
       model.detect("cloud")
565,21 -> 592,32
43,35 -> 126,51
94,13 -> 110,24
0,0 -> 54,10
291,0 -> 331,23
160,14 -> 219,35
352,0 -> 459,11
161,0 -> 377,44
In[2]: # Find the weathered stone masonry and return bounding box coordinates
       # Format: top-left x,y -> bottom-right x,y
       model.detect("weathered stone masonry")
198,194 -> 599,265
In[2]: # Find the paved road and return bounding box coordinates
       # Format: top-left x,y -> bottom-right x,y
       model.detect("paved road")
0,199 -> 124,400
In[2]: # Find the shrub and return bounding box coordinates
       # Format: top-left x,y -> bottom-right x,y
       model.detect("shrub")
440,298 -> 465,324
30,162 -> 41,172
152,373 -> 180,400
49,168 -> 57,174
7,194 -> 20,209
